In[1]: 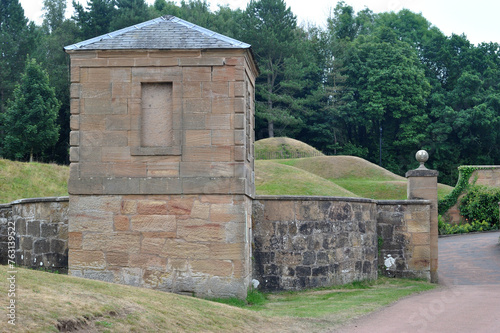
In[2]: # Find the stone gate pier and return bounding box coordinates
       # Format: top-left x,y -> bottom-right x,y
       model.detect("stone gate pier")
64,16 -> 258,298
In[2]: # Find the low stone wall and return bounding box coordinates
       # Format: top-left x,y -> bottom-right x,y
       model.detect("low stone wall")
2,194 -> 433,292
0,197 -> 69,272
252,196 -> 432,291
377,200 -> 432,280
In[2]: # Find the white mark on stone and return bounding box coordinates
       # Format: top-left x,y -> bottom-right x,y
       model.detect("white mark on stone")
384,254 -> 396,270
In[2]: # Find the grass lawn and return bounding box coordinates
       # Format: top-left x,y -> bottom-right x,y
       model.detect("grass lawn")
0,158 -> 69,204
0,266 -> 436,332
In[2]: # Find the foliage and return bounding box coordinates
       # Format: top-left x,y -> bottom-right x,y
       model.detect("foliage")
459,185 -> 500,228
438,215 -> 497,235
1,57 -> 60,162
0,0 -> 34,113
438,166 -> 494,214
7,0 -> 500,174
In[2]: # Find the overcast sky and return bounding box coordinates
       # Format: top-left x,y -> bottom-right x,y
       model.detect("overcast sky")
19,0 -> 500,45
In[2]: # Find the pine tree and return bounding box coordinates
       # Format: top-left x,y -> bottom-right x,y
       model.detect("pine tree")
1,57 -> 60,162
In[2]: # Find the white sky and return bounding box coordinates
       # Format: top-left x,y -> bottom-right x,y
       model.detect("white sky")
19,0 -> 500,45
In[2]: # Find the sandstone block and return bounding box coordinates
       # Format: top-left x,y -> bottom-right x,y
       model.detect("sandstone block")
146,161 -> 180,178
205,114 -> 231,130
114,215 -> 130,231
212,97 -> 234,114
182,147 -> 231,162
202,82 -> 229,98
137,200 -> 168,215
234,98 -> 245,113
70,99 -> 80,114
178,222 -> 224,242
210,203 -> 246,223
79,115 -> 106,131
167,197 -> 195,215
212,67 -> 244,82
131,215 -> 176,232
106,251 -> 130,266
212,130 -> 234,146
106,115 -> 130,131
82,232 -> 141,253
121,200 -> 137,215
180,162 -> 233,178
185,130 -> 211,146
141,237 -> 166,256
69,147 -> 80,162
234,114 -> 245,129
68,232 -> 82,250
70,250 -> 106,269
184,98 -> 211,113
190,259 -> 232,277
209,243 -> 244,260
179,57 -> 224,67
162,239 -> 210,259
70,115 -> 80,130
183,67 -> 211,81
183,82 -> 202,98
101,147 -> 130,163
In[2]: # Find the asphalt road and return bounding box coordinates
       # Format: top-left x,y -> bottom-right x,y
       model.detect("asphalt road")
331,231 -> 500,333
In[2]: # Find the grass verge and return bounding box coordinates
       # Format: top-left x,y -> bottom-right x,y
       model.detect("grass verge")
0,266 -> 436,332
0,158 -> 69,204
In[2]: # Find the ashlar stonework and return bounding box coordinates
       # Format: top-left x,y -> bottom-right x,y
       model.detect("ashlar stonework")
65,16 -> 258,298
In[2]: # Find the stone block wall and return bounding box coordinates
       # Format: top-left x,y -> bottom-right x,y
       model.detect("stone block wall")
67,48 -> 258,298
69,194 -> 252,298
252,196 -> 378,291
377,200 -> 432,280
470,166 -> 500,187
67,49 -> 256,198
0,197 -> 69,272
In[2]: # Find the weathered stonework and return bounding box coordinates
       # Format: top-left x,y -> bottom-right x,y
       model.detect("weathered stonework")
252,196 -> 379,291
0,197 -> 69,271
252,196 -> 433,291
377,200 -> 431,280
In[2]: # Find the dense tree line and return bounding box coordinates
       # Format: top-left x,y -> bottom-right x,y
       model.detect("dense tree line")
1,0 -> 499,185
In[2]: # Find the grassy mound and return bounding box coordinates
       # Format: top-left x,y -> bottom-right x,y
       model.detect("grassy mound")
280,156 -> 405,181
255,137 -> 324,159
255,160 -> 357,197
277,156 -> 453,200
0,158 -> 69,204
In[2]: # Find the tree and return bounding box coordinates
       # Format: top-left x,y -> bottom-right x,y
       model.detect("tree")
42,0 -> 66,33
110,0 -> 151,31
0,0 -> 32,113
1,57 -> 60,162
72,0 -> 115,39
241,0 -> 312,138
338,28 -> 431,172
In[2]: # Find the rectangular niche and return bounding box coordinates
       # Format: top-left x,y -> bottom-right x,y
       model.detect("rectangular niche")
132,82 -> 180,156
141,82 -> 173,147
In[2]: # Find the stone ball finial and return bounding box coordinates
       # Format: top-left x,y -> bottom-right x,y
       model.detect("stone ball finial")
416,150 -> 429,169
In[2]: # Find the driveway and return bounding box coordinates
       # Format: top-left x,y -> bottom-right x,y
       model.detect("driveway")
331,231 -> 500,333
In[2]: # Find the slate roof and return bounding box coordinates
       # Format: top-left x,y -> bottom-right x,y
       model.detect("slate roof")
64,15 -> 251,51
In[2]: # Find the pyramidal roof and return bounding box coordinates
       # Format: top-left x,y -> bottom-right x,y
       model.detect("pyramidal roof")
64,15 -> 251,51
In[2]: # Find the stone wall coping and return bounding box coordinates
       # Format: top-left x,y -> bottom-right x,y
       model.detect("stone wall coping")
377,199 -> 431,206
254,195 -> 375,204
0,203 -> 12,209
9,196 -> 69,205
